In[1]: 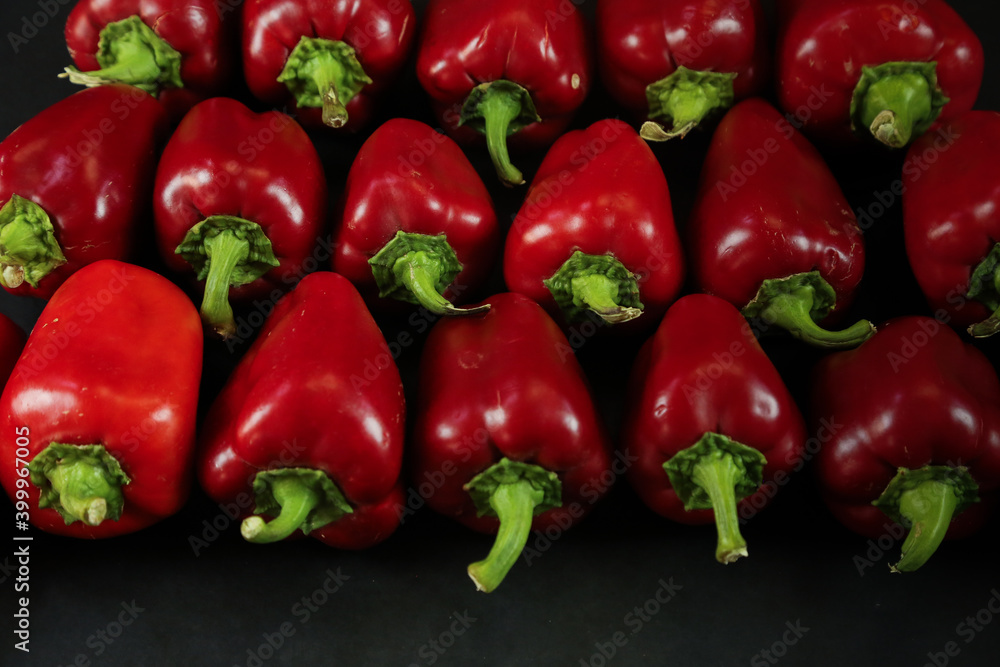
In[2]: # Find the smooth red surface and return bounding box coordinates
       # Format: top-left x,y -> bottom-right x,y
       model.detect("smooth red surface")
0,260 -> 203,537
623,294 -> 806,524
65,0 -> 236,118
153,97 -> 327,302
0,85 -> 168,299
242,0 -> 416,130
333,118 -> 499,307
415,0 -> 592,150
198,272 -> 405,549
689,97 -> 865,314
412,292 -> 612,534
504,119 -> 684,326
812,316 -> 1000,539
903,111 -> 1000,328
597,0 -> 768,118
776,0 -> 983,144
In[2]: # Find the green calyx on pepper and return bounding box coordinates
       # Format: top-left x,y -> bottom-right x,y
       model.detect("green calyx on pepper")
873,465 -> 978,572
664,432 -> 766,564
544,250 -> 643,324
459,80 -> 541,187
28,443 -> 130,526
241,468 -> 354,543
61,15 -> 183,95
0,194 -> 67,289
368,231 -> 489,316
742,271 -> 875,349
464,458 -> 562,593
641,66 -> 737,142
850,61 -> 949,149
175,215 -> 280,338
278,36 -> 373,129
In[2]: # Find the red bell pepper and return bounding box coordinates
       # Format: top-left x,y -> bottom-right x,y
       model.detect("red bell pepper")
412,292 -> 612,592
903,111 -> 1000,337
776,0 -> 983,148
689,98 -> 874,348
504,119 -> 684,327
333,118 -> 499,315
623,294 -> 806,563
416,0 -> 592,186
0,85 -> 167,299
813,316 -> 1000,571
596,0 -> 769,141
0,260 -> 203,538
242,0 -> 416,130
198,271 -> 405,549
153,97 -> 327,337
63,0 -> 236,118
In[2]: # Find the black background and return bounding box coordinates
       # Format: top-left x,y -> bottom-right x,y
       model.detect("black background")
2,1 -> 1000,666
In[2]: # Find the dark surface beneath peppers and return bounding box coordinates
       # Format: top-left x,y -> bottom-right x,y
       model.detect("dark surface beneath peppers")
1,1 -> 1000,666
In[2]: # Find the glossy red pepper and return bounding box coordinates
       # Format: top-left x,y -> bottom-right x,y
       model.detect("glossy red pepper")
153,97 -> 327,337
689,98 -> 874,348
903,111 -> 1000,337
623,294 -> 806,563
0,85 -> 167,299
776,0 -> 982,148
812,316 -> 1000,571
198,271 -> 405,549
0,260 -> 203,538
412,292 -> 612,592
504,119 -> 684,328
242,0 -> 416,131
596,0 -> 769,141
333,118 -> 499,315
416,0 -> 592,186
64,0 -> 236,119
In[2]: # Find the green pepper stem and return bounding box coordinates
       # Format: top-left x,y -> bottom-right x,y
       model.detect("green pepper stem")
199,231 -> 249,338
689,455 -> 749,563
467,480 -> 544,593
241,476 -> 321,543
478,89 -> 525,187
758,290 -> 875,349
65,43 -> 161,87
892,480 -> 960,573
860,72 -> 933,148
571,273 -> 642,324
395,252 -> 489,316
44,457 -> 122,526
311,57 -> 348,128
968,269 -> 1000,337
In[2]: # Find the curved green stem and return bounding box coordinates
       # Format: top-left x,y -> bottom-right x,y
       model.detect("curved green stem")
277,36 -> 371,129
480,92 -> 524,186
60,15 -> 182,94
396,253 -> 489,316
310,57 -> 348,128
460,81 -> 540,187
891,480 -> 959,573
463,458 -> 562,593
241,476 -> 321,543
641,66 -> 736,142
467,480 -> 544,592
571,273 -> 641,324
199,231 -> 248,339
759,293 -> 876,348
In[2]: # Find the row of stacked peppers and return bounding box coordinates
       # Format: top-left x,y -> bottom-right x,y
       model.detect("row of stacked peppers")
0,0 -> 999,593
